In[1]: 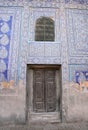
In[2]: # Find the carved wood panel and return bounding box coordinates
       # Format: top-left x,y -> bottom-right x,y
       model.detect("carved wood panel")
33,69 -> 45,112
33,69 -> 56,112
45,70 -> 56,112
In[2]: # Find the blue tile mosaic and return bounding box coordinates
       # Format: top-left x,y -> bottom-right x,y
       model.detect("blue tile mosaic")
0,16 -> 12,81
65,0 -> 88,4
75,71 -> 88,84
69,65 -> 88,84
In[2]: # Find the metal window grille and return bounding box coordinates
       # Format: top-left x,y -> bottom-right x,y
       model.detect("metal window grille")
35,17 -> 55,41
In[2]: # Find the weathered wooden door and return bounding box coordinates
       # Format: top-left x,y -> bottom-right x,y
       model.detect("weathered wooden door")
33,69 -> 56,112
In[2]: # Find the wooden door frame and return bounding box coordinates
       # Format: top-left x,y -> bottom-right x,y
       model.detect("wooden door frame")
26,64 -> 62,123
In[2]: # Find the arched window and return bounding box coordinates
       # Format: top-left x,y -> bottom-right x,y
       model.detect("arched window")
35,17 -> 55,41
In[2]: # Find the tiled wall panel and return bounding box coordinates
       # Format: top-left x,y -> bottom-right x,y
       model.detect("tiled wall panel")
0,7 -> 22,83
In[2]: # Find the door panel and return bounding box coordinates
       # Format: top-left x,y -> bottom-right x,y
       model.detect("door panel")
33,69 -> 56,112
33,70 -> 45,112
45,70 -> 56,112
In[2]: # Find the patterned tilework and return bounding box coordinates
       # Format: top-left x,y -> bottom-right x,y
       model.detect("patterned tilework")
66,9 -> 88,93
0,16 -> 12,81
29,8 -> 60,42
69,65 -> 88,83
66,7 -> 88,82
68,57 -> 88,65
0,8 -> 22,83
19,6 -> 29,82
27,8 -> 61,64
0,4 -> 87,86
26,0 -> 60,3
0,0 -> 61,7
75,71 -> 88,84
27,0 -> 59,1
0,0 -> 88,7
20,7 -> 61,82
65,0 -> 88,4
66,9 -> 88,57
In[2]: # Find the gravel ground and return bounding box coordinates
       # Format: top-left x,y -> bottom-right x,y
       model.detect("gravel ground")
0,122 -> 88,130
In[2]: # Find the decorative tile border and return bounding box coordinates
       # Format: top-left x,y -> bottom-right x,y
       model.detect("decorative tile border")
66,9 -> 88,57
0,0 -> 87,7
0,15 -> 12,82
69,64 -> 88,93
0,7 -> 22,83
69,64 -> 88,82
69,57 -> 88,64
65,0 -> 88,4
29,8 -> 60,42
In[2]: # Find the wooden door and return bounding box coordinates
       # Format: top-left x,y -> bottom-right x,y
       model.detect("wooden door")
45,70 -> 56,112
33,69 -> 45,112
33,69 -> 56,112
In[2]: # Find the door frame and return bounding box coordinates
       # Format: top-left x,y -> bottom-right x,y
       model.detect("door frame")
26,64 -> 62,123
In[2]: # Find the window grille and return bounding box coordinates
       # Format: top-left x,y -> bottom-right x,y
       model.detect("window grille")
35,17 -> 55,41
